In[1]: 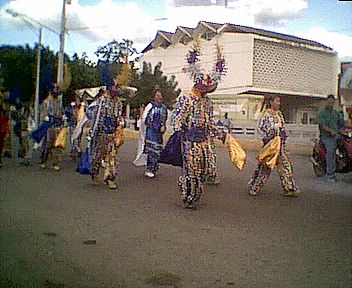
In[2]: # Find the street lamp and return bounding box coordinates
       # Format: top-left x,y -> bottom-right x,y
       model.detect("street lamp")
6,9 -> 59,129
6,9 -> 42,129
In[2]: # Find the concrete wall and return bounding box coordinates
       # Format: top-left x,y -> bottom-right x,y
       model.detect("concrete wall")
140,33 -> 254,94
252,39 -> 338,97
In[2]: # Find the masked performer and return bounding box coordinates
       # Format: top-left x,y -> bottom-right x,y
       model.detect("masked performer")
172,43 -> 227,209
39,84 -> 63,170
86,84 -> 123,189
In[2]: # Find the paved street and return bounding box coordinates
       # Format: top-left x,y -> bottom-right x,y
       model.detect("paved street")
1,136 -> 351,288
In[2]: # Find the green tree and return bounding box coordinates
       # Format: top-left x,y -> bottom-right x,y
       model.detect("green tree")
39,45 -> 57,97
68,53 -> 100,90
0,44 -> 59,105
0,44 -> 105,107
95,38 -> 138,89
130,61 -> 181,109
0,45 -> 36,104
63,53 -> 101,105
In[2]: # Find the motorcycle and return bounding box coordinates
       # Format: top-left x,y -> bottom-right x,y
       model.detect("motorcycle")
311,131 -> 352,177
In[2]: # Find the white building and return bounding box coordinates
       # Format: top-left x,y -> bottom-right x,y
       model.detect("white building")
140,21 -> 339,124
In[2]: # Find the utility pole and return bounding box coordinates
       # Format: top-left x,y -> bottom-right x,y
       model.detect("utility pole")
34,27 -> 42,129
57,0 -> 71,109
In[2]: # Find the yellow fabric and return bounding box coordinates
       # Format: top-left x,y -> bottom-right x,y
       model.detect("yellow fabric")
256,135 -> 281,169
114,125 -> 124,148
54,127 -> 68,150
225,134 -> 246,170
77,105 -> 85,123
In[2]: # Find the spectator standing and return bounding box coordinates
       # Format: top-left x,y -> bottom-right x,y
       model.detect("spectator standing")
222,112 -> 233,130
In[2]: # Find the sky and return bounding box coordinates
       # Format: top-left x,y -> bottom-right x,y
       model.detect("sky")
0,0 -> 352,64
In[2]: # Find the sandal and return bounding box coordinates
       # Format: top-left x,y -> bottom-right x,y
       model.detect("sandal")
91,175 -> 99,185
106,180 -> 117,190
206,178 -> 221,186
283,191 -> 298,198
248,190 -> 258,196
52,165 -> 60,171
184,201 -> 197,210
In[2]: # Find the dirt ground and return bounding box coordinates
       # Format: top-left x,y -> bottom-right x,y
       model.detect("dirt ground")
0,136 -> 351,288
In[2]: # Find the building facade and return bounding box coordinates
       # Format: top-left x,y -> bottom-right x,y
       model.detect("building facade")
140,21 -> 339,124
339,62 -> 352,116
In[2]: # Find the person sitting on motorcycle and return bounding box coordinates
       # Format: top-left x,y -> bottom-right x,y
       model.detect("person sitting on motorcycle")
317,95 -> 345,182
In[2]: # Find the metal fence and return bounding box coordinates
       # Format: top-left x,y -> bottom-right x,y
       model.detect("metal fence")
228,123 -> 319,144
126,118 -> 319,145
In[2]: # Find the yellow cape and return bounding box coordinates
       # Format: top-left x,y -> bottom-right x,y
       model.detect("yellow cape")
256,135 -> 281,169
225,134 -> 246,170
54,127 -> 69,150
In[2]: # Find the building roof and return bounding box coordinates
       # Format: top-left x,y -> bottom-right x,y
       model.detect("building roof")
75,86 -> 137,101
142,21 -> 334,54
75,86 -> 105,100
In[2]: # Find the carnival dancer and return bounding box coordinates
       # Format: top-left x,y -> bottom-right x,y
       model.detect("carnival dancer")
69,99 -> 86,159
248,95 -> 301,197
171,42 -> 227,209
206,129 -> 221,186
86,84 -> 123,189
134,88 -> 168,178
19,107 -> 35,165
173,83 -> 227,209
39,84 -> 63,170
72,90 -> 104,154
65,101 -> 78,159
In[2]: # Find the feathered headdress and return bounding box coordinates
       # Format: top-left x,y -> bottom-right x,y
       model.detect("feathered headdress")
183,39 -> 227,93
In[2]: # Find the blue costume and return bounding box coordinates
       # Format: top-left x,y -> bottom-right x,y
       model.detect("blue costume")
145,101 -> 168,175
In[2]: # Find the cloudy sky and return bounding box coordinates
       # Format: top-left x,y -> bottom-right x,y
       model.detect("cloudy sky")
1,0 -> 351,63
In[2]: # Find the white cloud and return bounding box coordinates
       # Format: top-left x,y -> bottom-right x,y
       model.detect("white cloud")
1,0 -> 351,61
295,27 -> 352,61
0,0 -> 309,44
1,0 -> 158,51
166,0 -> 308,27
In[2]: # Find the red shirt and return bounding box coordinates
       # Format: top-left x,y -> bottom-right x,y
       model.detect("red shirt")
0,114 -> 9,134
